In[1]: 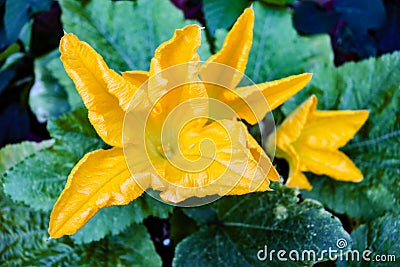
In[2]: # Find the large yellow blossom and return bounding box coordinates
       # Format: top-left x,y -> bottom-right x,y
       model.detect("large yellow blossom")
272,95 -> 369,190
49,8 -> 311,238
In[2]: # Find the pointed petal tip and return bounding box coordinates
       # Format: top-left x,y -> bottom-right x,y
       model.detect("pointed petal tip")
303,72 -> 313,81
176,24 -> 201,38
183,24 -> 201,31
240,7 -> 255,25
243,6 -> 254,16
268,166 -> 281,182
60,33 -> 79,52
61,32 -> 77,42
359,109 -> 370,121
309,94 -> 318,102
308,94 -> 318,111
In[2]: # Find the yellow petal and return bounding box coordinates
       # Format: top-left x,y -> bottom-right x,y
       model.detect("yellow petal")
122,70 -> 149,89
247,133 -> 280,182
49,147 -> 143,238
158,120 -> 269,202
286,171 -> 312,190
146,25 -> 207,127
295,143 -> 363,182
200,8 -> 254,89
221,73 -> 313,124
259,73 -> 312,110
276,95 -> 316,149
280,145 -> 312,190
60,34 -> 135,146
299,109 -> 369,149
149,24 -> 201,82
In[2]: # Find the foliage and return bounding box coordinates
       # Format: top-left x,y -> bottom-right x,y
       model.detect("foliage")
174,183 -> 351,266
0,0 -> 399,266
202,0 -> 248,35
283,52 -> 400,219
245,3 -> 333,83
337,213 -> 399,266
292,0 -> 400,65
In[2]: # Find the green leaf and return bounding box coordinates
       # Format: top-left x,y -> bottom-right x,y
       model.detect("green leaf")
337,213 -> 399,266
71,195 -> 172,244
59,0 -> 195,71
203,0 -> 248,35
0,190 -> 161,267
4,107 -> 172,240
174,183 -> 351,266
29,49 -> 82,113
107,224 -> 162,267
183,205 -> 217,225
0,43 -> 20,62
0,52 -> 25,72
4,108 -> 104,211
0,191 -> 50,265
29,51 -> 71,122
245,3 -> 333,83
4,0 -> 52,44
0,140 -> 53,176
71,224 -> 162,266
170,208 -> 198,245
46,53 -> 83,109
285,52 -> 400,219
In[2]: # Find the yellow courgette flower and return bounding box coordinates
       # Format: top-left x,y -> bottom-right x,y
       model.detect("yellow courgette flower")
49,7 -> 312,238
199,8 -> 312,124
271,95 -> 369,190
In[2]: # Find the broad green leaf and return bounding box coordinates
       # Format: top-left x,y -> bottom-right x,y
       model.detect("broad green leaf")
170,208 -> 198,245
5,0 -> 30,45
4,0 -> 52,44
59,0 -> 198,71
28,48 -> 83,118
47,51 -> 83,109
285,52 -> 400,219
183,206 -> 217,225
71,195 -> 172,244
174,183 -> 351,267
0,191 -> 50,265
0,190 -> 161,267
29,51 -> 71,122
337,213 -> 399,267
203,0 -> 248,35
27,224 -> 161,266
107,224 -> 162,267
4,108 -> 104,211
0,140 -> 53,176
4,108 -> 172,240
245,3 -> 333,83
70,224 -> 162,267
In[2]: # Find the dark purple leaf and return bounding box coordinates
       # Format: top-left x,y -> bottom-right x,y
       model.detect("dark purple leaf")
30,2 -> 63,57
170,0 -> 205,24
